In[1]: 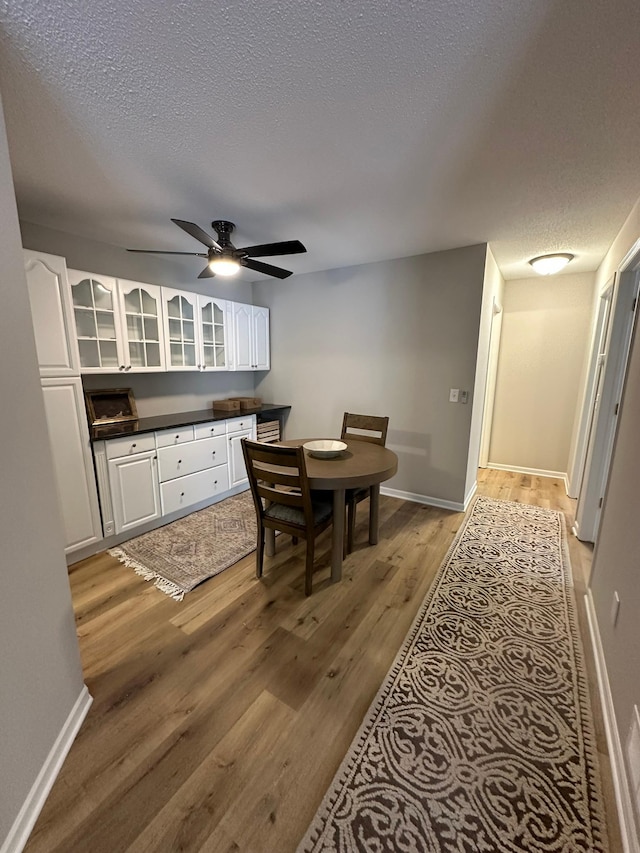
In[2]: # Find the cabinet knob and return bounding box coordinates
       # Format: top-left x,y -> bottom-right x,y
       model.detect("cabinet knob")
119,365 -> 125,370
214,480 -> 218,485
132,443 -> 137,448
180,492 -> 185,497
212,450 -> 216,455
178,459 -> 182,464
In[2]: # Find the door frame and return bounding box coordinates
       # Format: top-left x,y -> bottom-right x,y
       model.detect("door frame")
479,297 -> 503,468
574,240 -> 640,542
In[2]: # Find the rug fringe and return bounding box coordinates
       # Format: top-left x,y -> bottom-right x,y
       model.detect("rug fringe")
109,548 -> 186,601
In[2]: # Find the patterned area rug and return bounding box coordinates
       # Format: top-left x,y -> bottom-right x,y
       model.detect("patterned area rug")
109,491 -> 258,601
297,496 -> 608,852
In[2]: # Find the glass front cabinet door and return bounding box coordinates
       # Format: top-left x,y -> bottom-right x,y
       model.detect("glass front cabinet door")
116,279 -> 165,372
197,296 -> 231,370
68,270 -> 125,373
161,287 -> 199,371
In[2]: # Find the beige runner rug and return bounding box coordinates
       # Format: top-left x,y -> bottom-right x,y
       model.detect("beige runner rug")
109,491 -> 258,601
297,495 -> 609,852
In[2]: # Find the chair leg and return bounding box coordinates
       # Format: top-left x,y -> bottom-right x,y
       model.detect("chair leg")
304,537 -> 314,596
256,525 -> 265,579
346,499 -> 356,555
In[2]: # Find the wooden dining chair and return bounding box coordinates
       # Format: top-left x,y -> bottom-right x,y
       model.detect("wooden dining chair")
241,438 -> 334,596
341,412 -> 390,554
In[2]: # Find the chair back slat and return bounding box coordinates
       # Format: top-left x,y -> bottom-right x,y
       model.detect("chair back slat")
341,412 -> 389,446
242,438 -> 316,529
256,483 -> 304,508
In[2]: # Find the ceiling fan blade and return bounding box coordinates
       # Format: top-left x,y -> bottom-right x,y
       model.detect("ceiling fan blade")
198,265 -> 215,279
243,258 -> 292,279
171,218 -> 222,251
126,249 -> 208,257
238,240 -> 306,258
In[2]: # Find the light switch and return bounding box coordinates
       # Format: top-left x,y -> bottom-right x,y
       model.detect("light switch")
449,388 -> 459,403
460,390 -> 469,404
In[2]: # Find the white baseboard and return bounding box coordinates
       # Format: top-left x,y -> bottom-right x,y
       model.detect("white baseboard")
463,481 -> 478,510
380,486 -> 465,512
584,590 -> 639,853
1,685 -> 92,853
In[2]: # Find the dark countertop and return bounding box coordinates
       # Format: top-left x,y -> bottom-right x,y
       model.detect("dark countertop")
90,404 -> 291,441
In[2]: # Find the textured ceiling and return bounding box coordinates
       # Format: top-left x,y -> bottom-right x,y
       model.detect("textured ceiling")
1,0 -> 640,280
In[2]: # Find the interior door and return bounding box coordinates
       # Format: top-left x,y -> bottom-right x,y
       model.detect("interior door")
576,263 -> 640,542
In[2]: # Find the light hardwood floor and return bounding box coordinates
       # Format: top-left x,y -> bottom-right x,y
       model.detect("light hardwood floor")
24,469 -> 620,852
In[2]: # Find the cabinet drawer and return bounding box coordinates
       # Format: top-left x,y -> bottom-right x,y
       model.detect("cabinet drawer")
160,465 -> 230,515
194,420 -> 227,440
105,433 -> 156,460
226,416 -> 255,435
157,434 -> 227,482
155,426 -> 195,447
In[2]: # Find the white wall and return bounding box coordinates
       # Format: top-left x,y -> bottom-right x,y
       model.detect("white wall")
0,95 -> 86,846
488,270 -> 595,475
589,196 -> 640,762
254,244 -> 488,506
20,221 -> 258,416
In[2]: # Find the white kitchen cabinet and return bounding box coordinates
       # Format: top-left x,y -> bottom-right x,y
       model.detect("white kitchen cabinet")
41,376 -> 103,554
68,270 -> 124,372
24,250 -> 80,377
108,450 -> 161,534
69,270 -> 166,374
198,295 -> 232,370
94,414 -> 256,538
116,278 -> 165,372
231,302 -> 270,371
161,287 -> 199,370
227,416 -> 256,487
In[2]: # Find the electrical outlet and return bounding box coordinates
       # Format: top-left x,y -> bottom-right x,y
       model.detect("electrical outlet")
460,390 -> 469,404
449,388 -> 459,403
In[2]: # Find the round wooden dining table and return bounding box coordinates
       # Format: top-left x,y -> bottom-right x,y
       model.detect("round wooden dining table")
267,438 -> 398,583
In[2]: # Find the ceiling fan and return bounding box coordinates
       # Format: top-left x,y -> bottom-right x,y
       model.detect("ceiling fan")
127,219 -> 306,279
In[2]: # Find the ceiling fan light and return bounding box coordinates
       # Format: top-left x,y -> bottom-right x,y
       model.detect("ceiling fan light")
209,257 -> 240,276
528,253 -> 574,276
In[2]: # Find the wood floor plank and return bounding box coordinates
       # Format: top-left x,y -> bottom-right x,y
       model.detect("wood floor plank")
23,470 -> 621,853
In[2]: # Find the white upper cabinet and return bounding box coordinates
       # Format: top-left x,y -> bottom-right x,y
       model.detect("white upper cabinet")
69,271 -> 167,374
197,295 -> 232,371
23,250 -> 80,377
117,279 -> 165,372
231,302 -> 270,371
68,270 -> 125,373
252,305 -> 270,370
161,287 -> 200,371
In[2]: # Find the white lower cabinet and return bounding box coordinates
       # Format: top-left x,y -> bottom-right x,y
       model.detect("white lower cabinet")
108,451 -> 161,534
228,430 -> 253,487
161,465 -> 230,515
41,376 -> 103,554
95,414 -> 256,539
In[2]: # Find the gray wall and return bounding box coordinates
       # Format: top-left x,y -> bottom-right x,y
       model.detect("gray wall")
20,221 -> 258,416
254,244 -> 488,505
0,96 -> 86,842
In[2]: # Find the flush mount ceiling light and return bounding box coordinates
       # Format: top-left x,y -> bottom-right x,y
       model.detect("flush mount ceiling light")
528,253 -> 574,276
